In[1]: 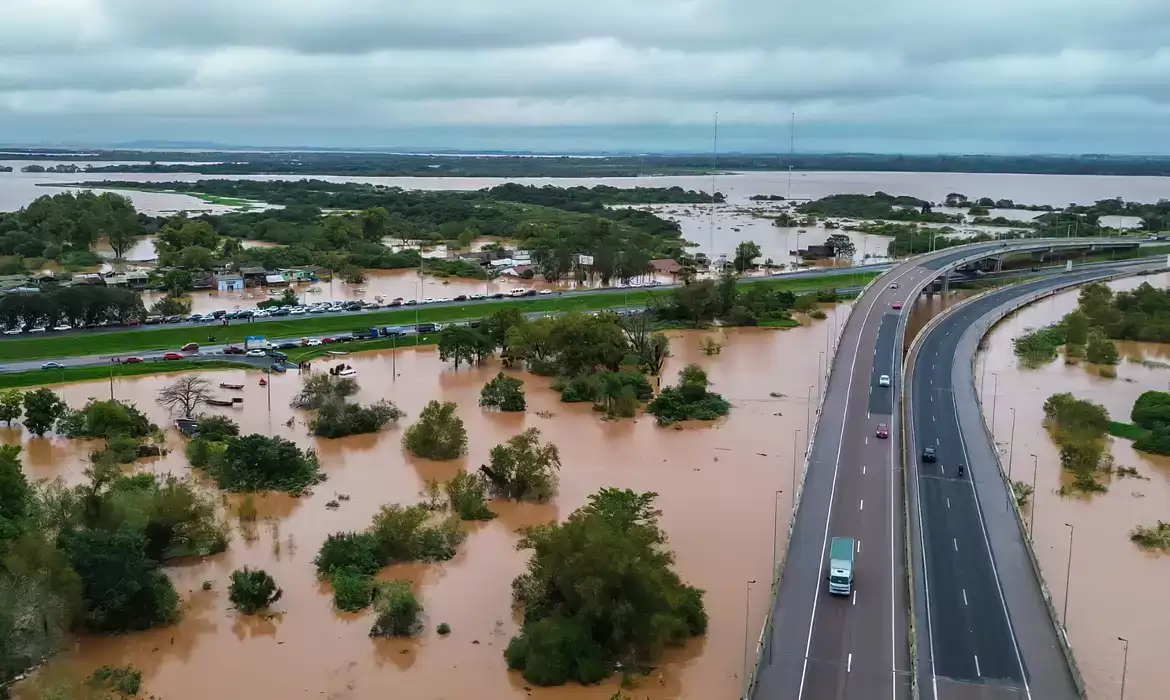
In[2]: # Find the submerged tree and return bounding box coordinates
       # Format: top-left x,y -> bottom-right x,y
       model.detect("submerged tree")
228,567 -> 283,614
156,376 -> 213,418
480,428 -> 560,503
402,401 -> 468,460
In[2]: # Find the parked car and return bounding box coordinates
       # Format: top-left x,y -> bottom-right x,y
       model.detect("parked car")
165,315 -> 183,324
41,362 -> 64,370
163,352 -> 184,361
389,298 -> 404,307
224,345 -> 245,355
491,293 -> 505,299
122,356 -> 145,364
922,447 -> 937,463
122,318 -> 140,326
29,326 -> 46,333
540,289 -> 554,295
188,314 -> 204,322
278,341 -> 299,350
322,337 -> 337,344
245,348 -> 267,357
181,342 -> 200,352
145,316 -> 163,325
3,328 -> 21,335
404,299 -> 417,306
51,324 -> 72,331
306,338 -> 323,346
416,323 -> 437,333
876,423 -> 889,439
454,295 -> 468,302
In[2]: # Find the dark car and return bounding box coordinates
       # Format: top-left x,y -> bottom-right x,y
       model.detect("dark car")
334,334 -> 355,343
524,289 -> 537,297
876,423 -> 889,439
122,356 -> 145,364
271,308 -> 291,317
454,294 -> 468,302
922,447 -> 937,463
416,322 -> 437,333
491,293 -> 505,299
404,299 -> 417,306
224,345 -> 245,355
165,315 -> 183,324
278,341 -> 299,350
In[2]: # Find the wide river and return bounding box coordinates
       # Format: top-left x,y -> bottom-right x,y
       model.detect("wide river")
9,309 -> 849,700
977,272 -> 1170,700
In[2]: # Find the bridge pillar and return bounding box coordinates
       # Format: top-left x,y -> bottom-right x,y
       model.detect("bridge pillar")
942,271 -> 950,294
995,255 -> 1004,272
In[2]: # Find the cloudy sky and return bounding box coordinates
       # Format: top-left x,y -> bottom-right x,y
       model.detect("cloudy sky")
1,0 -> 1168,154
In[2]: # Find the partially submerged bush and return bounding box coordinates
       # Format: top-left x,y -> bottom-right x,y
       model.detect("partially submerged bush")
480,372 -> 526,412
204,434 -> 321,494
369,580 -> 422,637
481,428 -> 560,503
646,363 -> 731,426
310,399 -> 404,438
402,400 -> 467,460
445,470 -> 496,521
228,567 -> 282,614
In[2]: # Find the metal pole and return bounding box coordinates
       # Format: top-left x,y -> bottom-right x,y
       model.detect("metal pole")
1063,523 -> 1074,629
772,490 -> 783,584
743,579 -> 757,699
109,360 -> 115,400
1030,454 -> 1039,539
792,429 -> 802,512
991,373 -> 999,431
1007,407 -> 1016,481
806,385 -> 814,437
818,351 -> 824,399
1118,637 -> 1129,700
980,351 -> 988,399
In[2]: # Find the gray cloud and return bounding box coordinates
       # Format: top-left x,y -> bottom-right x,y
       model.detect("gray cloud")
1,0 -> 1169,152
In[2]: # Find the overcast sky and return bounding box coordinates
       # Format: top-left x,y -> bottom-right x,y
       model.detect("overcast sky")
1,0 -> 1168,154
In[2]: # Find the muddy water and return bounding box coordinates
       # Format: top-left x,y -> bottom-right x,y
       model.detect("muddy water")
976,272 -> 1170,700
10,307 -> 850,700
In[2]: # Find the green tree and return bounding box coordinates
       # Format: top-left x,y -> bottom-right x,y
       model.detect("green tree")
438,326 -> 490,370
161,269 -> 193,297
483,307 -> 525,356
310,399 -> 404,438
482,428 -> 560,502
22,388 -> 65,437
1085,332 -> 1119,365
0,389 -> 23,425
732,241 -> 761,273
228,567 -> 282,614
480,372 -> 526,412
505,489 -> 706,686
195,415 -> 241,442
0,445 -> 30,548
208,434 -> 321,493
149,295 -> 192,317
445,470 -> 495,521
644,333 -> 671,377
62,527 -> 180,632
1063,310 -> 1090,346
646,364 -> 731,426
825,233 -> 856,259
290,373 -> 359,410
103,194 -> 143,260
402,401 -> 468,460
1132,391 -> 1170,431
370,580 -> 422,637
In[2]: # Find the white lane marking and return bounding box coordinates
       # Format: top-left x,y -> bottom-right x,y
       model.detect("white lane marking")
852,591 -> 857,606
848,653 -> 853,673
860,499 -> 865,511
857,540 -> 862,553
868,411 -> 871,419
949,379 -> 1033,699
953,538 -> 958,551
962,589 -> 968,606
865,436 -> 869,445
863,465 -> 867,475
947,498 -> 951,508
796,262 -> 920,700
936,437 -> 940,445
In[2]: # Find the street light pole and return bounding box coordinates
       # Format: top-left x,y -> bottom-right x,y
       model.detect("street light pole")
742,579 -> 757,699
1063,523 -> 1074,629
1007,406 -> 1017,479
990,372 -> 999,432
1029,454 -> 1039,539
1117,637 -> 1129,700
772,491 -> 783,584
806,385 -> 814,437
792,429 -> 802,512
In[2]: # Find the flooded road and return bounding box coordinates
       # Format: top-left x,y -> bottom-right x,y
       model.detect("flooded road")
9,306 -> 850,700
976,272 -> 1170,700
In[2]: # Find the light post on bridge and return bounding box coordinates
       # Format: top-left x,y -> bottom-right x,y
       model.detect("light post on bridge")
792,429 -> 802,513
1029,454 -> 1039,539
990,372 -> 1000,431
742,579 -> 758,699
806,385 -> 814,438
1063,523 -> 1074,630
1117,636 -> 1130,700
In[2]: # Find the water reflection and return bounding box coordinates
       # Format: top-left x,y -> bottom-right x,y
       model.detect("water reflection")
976,272 -> 1170,700
11,307 -> 848,700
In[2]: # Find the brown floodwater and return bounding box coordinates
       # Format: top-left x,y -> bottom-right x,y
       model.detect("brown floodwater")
10,305 -> 851,700
976,271 -> 1170,700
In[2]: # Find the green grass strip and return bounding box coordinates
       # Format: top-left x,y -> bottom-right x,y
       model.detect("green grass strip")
0,273 -> 876,363
0,360 -> 256,390
1109,421 -> 1153,442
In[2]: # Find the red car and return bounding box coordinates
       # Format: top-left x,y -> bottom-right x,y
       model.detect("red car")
891,301 -> 903,310
122,356 -> 145,364
875,423 -> 889,439
223,345 -> 245,355
163,352 -> 184,361
322,337 -> 337,344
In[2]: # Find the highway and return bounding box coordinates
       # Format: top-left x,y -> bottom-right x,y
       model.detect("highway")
907,262 -> 1163,700
751,237 -> 1148,700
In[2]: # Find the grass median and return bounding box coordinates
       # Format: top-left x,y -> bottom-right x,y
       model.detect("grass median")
0,273 -> 877,363
0,360 -> 257,390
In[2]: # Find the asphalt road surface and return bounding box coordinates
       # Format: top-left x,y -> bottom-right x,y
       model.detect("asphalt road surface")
752,238 -> 1140,700
907,263 -> 1162,700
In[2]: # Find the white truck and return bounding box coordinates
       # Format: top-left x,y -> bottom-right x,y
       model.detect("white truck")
828,536 -> 856,595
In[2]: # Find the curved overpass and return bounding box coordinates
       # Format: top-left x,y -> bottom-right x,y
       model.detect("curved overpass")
748,237 -> 1155,700
904,261 -> 1165,700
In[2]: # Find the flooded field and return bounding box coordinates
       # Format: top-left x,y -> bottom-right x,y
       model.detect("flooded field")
976,272 -> 1170,700
8,308 -> 849,700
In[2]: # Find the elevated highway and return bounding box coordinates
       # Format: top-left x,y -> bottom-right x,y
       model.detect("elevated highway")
748,237 -> 1154,700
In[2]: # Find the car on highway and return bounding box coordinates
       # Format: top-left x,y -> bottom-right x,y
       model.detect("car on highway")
306,338 -> 322,346
51,324 -> 72,331
922,447 -> 936,462
540,289 -> 554,295
165,315 -> 183,324
163,352 -> 184,361
278,341 -> 299,350
891,301 -> 903,310
180,342 -> 200,352
889,283 -> 900,289
41,362 -> 64,370
3,328 -> 21,335
875,423 -> 889,439
878,374 -> 891,387
245,348 -> 267,357
29,326 -> 46,333
224,345 -> 245,355
122,356 -> 145,364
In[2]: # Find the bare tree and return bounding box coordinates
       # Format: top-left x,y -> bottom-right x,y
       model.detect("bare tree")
156,375 -> 213,418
